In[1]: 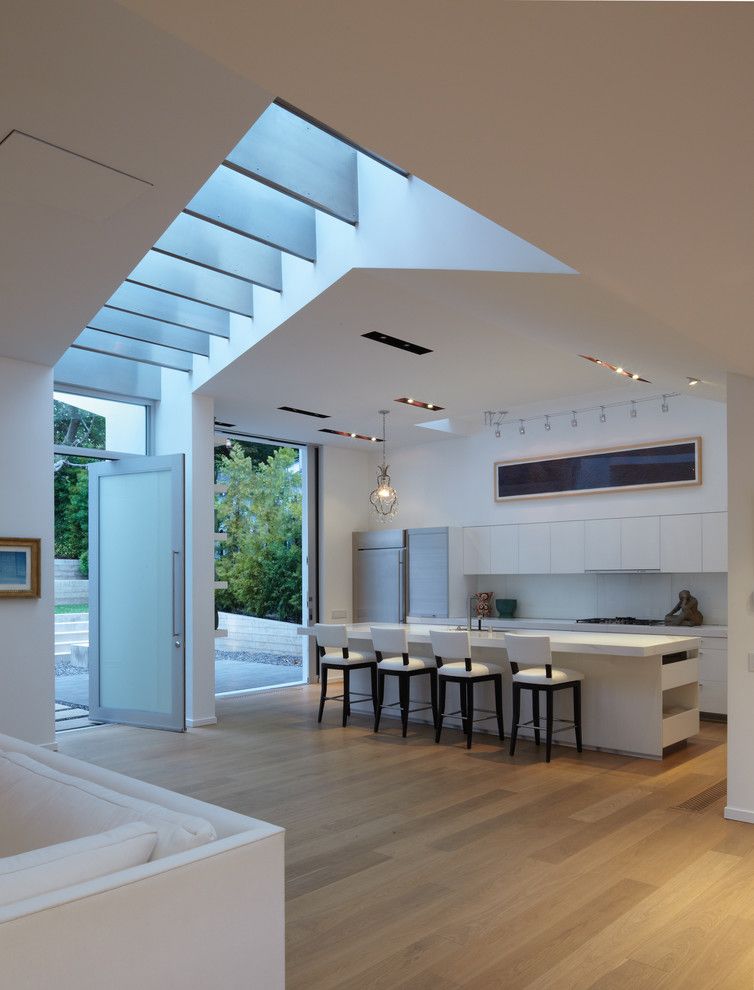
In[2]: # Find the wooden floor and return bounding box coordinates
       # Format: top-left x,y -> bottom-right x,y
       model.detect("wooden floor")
59,689 -> 754,989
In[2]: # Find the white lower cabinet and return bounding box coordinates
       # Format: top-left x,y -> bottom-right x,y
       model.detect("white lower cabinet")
697,637 -> 727,716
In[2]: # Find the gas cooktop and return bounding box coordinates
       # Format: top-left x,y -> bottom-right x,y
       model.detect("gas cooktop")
577,616 -> 664,626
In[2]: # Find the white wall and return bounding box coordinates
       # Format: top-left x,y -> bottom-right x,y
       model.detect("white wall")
0,358 -> 54,745
725,374 -> 754,821
386,393 -> 726,529
154,372 -> 216,727
319,446 -> 372,623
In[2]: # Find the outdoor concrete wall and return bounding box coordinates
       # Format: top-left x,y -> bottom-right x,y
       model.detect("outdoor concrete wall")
217,613 -> 301,655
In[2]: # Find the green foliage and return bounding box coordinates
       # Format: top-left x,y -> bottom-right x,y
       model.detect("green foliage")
214,442 -> 302,623
54,463 -> 89,560
54,399 -> 106,449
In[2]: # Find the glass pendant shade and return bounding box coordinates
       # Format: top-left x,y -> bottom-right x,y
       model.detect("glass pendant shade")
369,410 -> 398,521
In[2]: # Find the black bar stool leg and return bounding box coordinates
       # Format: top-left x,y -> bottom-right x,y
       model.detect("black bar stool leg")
494,675 -> 504,741
317,664 -> 328,723
435,678 -> 447,743
509,683 -> 520,756
573,681 -> 583,752
459,681 -> 468,738
374,669 -> 385,732
342,668 -> 350,727
532,689 -> 541,746
399,672 -> 410,738
466,681 -> 475,749
429,669 -> 438,730
545,688 -> 554,763
370,664 -> 378,720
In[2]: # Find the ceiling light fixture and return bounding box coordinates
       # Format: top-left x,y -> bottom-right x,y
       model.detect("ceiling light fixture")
687,377 -> 700,387
600,406 -> 607,423
544,415 -> 551,431
661,395 -> 669,413
319,428 -> 382,442
630,401 -> 637,419
571,411 -> 578,428
369,410 -> 398,522
395,397 -> 444,411
519,419 -> 526,435
580,354 -> 651,384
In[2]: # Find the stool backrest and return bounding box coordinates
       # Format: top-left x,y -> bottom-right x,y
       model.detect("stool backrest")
370,625 -> 409,662
504,633 -> 552,677
315,623 -> 348,650
429,629 -> 472,671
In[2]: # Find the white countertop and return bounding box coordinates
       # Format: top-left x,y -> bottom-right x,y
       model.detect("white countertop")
300,623 -> 701,658
408,616 -> 727,638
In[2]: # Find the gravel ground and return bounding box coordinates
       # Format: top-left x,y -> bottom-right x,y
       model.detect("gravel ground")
215,649 -> 301,668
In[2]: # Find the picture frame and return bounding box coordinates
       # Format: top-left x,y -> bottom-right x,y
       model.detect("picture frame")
494,437 -> 702,502
0,538 -> 41,598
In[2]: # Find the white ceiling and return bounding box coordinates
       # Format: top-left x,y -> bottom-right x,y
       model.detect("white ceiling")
0,0 -> 269,365
119,0 -> 754,381
207,268 -> 719,448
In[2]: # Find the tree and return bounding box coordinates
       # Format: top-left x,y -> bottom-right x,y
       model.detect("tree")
214,442 -> 302,623
53,400 -> 105,568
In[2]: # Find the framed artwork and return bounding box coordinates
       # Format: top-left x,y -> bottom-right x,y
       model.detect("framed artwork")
0,538 -> 41,598
494,437 -> 702,502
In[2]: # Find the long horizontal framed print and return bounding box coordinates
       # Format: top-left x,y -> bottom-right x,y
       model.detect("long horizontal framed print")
494,437 -> 702,502
0,538 -> 41,598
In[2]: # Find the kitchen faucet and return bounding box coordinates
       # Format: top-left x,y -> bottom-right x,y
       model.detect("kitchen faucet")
468,594 -> 482,631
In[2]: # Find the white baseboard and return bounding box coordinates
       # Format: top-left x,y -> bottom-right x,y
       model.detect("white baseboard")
186,716 -> 218,728
724,805 -> 754,825
41,741 -> 59,751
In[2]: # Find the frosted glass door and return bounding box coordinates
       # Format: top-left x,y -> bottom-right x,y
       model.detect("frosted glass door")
89,455 -> 184,731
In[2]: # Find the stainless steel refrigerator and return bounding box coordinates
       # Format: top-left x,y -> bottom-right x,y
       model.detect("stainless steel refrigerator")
352,529 -> 406,623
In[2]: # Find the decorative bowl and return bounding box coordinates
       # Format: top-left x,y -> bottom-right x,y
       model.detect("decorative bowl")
495,598 -> 517,618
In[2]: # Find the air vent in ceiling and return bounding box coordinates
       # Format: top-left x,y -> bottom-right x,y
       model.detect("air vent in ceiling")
278,405 -> 331,419
362,331 -> 432,356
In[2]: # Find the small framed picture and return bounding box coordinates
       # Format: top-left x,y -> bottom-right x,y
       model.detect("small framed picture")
0,538 -> 41,599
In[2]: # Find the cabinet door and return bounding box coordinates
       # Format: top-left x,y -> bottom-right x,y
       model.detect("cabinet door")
490,525 -> 518,574
550,521 -> 585,574
660,514 -> 702,572
584,519 -> 621,570
702,512 -> 728,572
407,528 -> 448,618
462,526 -> 491,575
518,523 -> 550,573
620,516 -> 660,570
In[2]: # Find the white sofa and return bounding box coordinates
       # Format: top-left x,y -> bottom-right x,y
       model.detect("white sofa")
0,731 -> 285,989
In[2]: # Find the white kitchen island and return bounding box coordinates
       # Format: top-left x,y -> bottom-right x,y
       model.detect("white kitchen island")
299,624 -> 702,759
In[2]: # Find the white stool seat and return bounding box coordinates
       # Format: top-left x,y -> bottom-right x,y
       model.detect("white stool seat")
321,650 -> 375,666
512,666 -> 584,685
377,656 -> 435,672
439,661 -> 503,678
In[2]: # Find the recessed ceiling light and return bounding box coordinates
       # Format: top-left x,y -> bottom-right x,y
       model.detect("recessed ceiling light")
278,405 -> 331,419
579,354 -> 651,384
687,376 -> 700,387
362,331 -> 433,355
395,397 -> 445,411
319,428 -> 382,442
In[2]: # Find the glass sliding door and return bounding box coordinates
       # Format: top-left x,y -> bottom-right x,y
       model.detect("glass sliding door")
88,455 -> 185,730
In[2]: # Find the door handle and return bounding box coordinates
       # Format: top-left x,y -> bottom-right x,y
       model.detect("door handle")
172,550 -> 182,637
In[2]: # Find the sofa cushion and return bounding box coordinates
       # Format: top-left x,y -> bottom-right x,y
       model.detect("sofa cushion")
0,752 -> 217,859
0,822 -> 157,907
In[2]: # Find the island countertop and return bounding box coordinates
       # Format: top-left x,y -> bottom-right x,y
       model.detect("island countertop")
299,623 -> 701,659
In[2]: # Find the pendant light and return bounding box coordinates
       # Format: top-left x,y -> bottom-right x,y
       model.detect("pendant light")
369,410 -> 398,521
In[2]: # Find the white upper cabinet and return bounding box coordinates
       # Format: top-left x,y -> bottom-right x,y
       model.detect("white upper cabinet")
517,523 -> 551,573
660,514 -> 702,573
702,512 -> 728,572
585,519 -> 621,570
490,525 -> 518,574
463,526 -> 491,575
620,516 -> 660,570
550,520 -> 586,573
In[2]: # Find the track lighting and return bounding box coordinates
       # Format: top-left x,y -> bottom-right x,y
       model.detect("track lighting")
518,420 -> 525,435
661,395 -> 669,413
571,411 -> 578,428
630,401 -> 637,419
544,415 -> 551,431
687,377 -> 700,387
599,406 -> 606,423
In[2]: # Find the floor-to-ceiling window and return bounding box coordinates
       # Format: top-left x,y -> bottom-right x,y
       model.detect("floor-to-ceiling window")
214,437 -> 312,694
53,389 -> 150,729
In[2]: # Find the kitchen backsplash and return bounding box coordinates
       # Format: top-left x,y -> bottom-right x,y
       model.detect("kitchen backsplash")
475,572 -> 727,624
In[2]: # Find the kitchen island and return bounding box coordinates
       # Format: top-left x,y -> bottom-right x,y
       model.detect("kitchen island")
299,624 -> 701,759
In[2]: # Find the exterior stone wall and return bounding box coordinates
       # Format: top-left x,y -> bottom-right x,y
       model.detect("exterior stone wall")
217,612 -> 301,656
54,559 -> 88,605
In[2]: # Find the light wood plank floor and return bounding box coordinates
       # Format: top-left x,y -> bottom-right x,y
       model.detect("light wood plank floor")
59,688 -> 754,989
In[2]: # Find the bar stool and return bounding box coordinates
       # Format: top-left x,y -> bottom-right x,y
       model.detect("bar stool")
315,624 -> 377,727
505,633 -> 583,763
371,626 -> 438,737
429,629 -> 505,749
